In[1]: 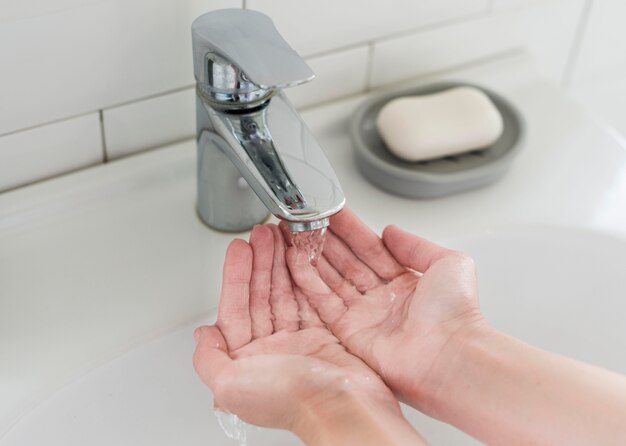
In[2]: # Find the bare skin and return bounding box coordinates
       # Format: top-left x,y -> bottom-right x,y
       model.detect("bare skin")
286,209 -> 626,446
193,225 -> 428,446
282,209 -> 483,406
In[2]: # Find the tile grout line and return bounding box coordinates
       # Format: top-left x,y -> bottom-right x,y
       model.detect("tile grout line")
101,84 -> 195,111
0,135 -> 198,195
105,135 -> 197,163
301,8 -> 491,60
98,110 -> 108,163
364,42 -> 375,92
304,41 -> 372,61
561,0 -> 595,89
0,84 -> 196,140
0,112 -> 98,139
298,48 -> 524,112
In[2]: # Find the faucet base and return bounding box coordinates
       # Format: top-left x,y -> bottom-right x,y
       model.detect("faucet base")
195,207 -> 270,233
197,130 -> 269,232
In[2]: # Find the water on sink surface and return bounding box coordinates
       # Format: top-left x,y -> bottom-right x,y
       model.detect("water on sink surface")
289,227 -> 327,265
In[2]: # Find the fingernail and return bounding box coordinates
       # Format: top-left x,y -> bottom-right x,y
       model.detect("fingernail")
193,327 -> 201,342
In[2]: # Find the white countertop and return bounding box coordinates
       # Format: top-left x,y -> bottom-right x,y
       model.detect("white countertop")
1,52 -> 626,437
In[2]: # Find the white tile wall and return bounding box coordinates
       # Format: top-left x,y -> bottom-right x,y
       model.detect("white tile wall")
103,89 -> 196,160
285,46 -> 370,109
0,114 -> 102,192
370,0 -> 585,87
246,0 -> 489,57
1,0 -> 620,191
0,0 -> 240,136
568,0 -> 626,138
492,0 -> 546,13
569,0 -> 626,88
1,0 -> 100,24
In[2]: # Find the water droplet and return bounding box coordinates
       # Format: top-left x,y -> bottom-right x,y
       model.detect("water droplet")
215,410 -> 248,446
290,227 -> 327,266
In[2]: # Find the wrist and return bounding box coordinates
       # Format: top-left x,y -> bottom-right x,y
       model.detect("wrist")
412,316 -> 495,415
292,386 -> 423,446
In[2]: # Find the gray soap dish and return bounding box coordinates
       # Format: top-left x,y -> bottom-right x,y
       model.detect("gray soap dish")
350,81 -> 524,199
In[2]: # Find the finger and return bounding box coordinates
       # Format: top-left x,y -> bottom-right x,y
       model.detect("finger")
278,221 -> 292,246
249,225 -> 275,339
269,225 -> 300,332
217,239 -> 253,350
382,225 -> 454,273
316,255 -> 362,304
323,231 -> 383,292
192,326 -> 232,390
329,209 -> 405,280
294,288 -> 324,328
286,247 -> 347,325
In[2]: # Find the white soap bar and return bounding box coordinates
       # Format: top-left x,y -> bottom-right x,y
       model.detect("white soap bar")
376,86 -> 504,162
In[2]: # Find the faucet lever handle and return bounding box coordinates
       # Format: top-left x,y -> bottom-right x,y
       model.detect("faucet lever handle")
192,9 -> 314,90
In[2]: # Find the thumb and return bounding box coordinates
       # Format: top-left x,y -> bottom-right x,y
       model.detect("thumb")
192,325 -> 232,391
382,225 -> 454,273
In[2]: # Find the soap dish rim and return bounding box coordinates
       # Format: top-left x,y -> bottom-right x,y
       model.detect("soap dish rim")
350,81 -> 525,195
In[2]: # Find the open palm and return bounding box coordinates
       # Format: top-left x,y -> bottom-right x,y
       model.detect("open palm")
193,224 -> 399,431
285,209 -> 484,405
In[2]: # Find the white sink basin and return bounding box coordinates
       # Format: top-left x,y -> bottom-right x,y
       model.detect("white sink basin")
3,54 -> 626,445
3,225 -> 625,446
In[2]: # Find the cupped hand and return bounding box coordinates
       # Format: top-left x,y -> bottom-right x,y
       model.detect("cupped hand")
285,209 -> 485,408
192,224 -> 400,434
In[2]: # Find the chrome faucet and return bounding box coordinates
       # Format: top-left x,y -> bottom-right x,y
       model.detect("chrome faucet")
191,9 -> 345,232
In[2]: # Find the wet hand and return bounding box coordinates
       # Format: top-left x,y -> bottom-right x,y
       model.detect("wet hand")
285,209 -> 484,407
192,225 -> 401,436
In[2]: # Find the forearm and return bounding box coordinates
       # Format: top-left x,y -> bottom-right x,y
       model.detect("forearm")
293,390 -> 428,446
417,325 -> 626,445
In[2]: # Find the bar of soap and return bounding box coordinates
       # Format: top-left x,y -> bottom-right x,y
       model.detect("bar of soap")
376,86 -> 504,162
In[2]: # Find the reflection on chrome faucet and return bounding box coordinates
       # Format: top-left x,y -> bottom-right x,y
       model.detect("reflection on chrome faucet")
192,9 -> 345,232
221,107 -> 306,211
